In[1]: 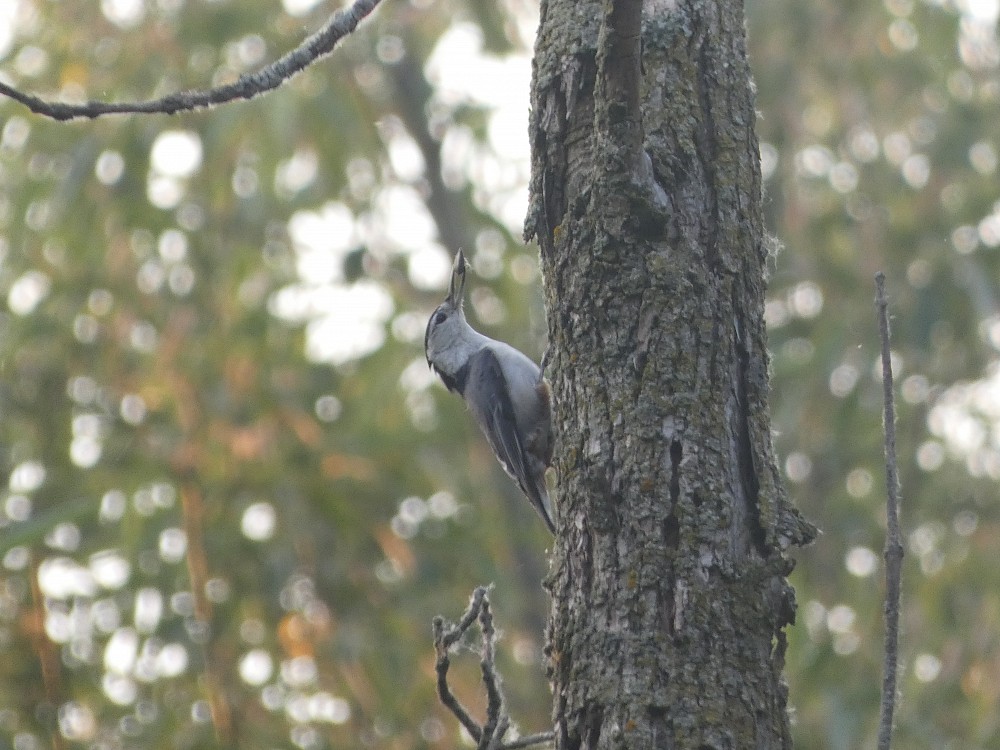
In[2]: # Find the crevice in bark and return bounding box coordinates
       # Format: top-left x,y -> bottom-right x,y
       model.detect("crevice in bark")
663,439 -> 682,638
662,585 -> 676,638
663,512 -> 680,551
632,293 -> 658,384
565,725 -> 579,750
580,520 -> 594,598
771,629 -> 788,671
583,705 -> 604,749
733,288 -> 768,557
668,439 -> 682,515
527,62 -> 577,253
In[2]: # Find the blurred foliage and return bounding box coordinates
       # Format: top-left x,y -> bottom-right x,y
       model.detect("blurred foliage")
749,0 -> 1000,747
0,0 -> 997,748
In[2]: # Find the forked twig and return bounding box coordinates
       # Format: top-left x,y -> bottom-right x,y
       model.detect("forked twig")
875,272 -> 904,750
433,588 -> 488,743
432,587 -> 554,750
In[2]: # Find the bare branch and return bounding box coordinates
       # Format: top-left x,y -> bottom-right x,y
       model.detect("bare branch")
0,0 -> 384,121
433,587 -> 488,743
487,716 -> 511,750
477,597 -> 505,749
433,587 -> 554,750
875,272 -> 904,750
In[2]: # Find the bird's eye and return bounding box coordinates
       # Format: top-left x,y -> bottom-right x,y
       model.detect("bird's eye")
433,311 -> 447,325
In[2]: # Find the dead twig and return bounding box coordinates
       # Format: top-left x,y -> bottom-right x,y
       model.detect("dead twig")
433,588 -> 488,743
0,0 -> 383,121
432,586 -> 554,750
875,272 -> 904,750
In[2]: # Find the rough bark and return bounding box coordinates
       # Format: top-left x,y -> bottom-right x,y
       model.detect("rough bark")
526,1 -> 817,748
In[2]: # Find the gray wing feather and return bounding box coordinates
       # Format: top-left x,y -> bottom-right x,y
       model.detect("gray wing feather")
464,348 -> 555,533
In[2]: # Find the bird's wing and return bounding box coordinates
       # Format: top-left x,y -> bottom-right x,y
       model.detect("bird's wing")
465,349 -> 531,487
465,348 -> 554,532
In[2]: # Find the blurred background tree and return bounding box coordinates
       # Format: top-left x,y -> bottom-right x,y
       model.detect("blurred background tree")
0,0 -> 997,748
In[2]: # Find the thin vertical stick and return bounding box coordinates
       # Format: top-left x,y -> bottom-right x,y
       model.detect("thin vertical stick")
180,481 -> 234,747
875,272 -> 904,750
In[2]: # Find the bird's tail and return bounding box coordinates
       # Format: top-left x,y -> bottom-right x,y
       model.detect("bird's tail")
527,468 -> 556,535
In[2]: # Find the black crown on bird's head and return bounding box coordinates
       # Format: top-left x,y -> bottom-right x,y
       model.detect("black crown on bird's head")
424,249 -> 470,368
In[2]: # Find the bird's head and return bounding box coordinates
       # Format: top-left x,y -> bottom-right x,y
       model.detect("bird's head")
424,249 -> 474,375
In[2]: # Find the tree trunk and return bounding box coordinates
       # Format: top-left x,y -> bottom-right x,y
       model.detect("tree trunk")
526,1 -> 817,747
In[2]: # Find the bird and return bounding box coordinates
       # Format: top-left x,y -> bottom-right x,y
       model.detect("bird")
424,250 -> 555,533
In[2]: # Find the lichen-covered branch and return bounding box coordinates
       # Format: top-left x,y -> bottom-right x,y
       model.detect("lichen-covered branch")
432,587 -> 554,750
0,0 -> 383,121
433,588 -> 489,743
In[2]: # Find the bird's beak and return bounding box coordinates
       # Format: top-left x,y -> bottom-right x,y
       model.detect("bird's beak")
446,249 -> 467,307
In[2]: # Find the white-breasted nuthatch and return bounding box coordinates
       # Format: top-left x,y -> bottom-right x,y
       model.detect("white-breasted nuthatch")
424,250 -> 555,533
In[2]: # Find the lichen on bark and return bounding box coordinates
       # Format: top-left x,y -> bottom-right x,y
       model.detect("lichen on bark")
526,1 -> 816,748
